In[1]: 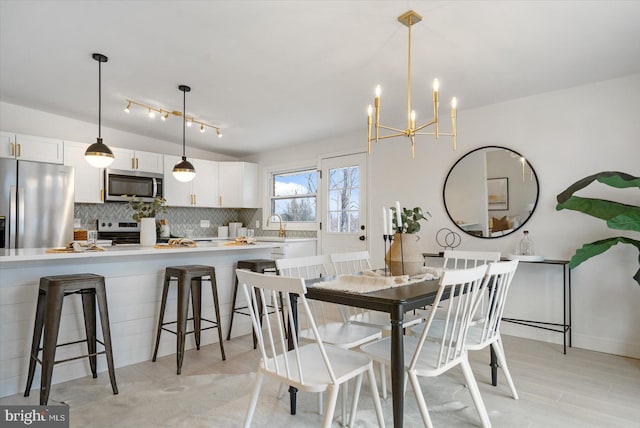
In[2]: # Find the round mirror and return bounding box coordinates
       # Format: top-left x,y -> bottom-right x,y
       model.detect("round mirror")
443,146 -> 539,239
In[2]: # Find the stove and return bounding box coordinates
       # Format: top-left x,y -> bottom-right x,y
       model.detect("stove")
97,219 -> 141,245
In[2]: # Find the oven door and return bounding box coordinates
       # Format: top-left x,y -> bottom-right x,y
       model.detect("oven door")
105,169 -> 163,202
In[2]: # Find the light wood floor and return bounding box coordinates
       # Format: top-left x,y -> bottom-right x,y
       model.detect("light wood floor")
3,333 -> 639,427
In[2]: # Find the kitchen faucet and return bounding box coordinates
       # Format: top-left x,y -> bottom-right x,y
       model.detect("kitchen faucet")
267,213 -> 285,237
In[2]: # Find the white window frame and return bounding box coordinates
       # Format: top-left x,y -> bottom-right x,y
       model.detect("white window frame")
263,163 -> 320,232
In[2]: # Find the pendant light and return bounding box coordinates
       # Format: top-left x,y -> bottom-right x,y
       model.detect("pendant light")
85,53 -> 115,168
172,85 -> 196,182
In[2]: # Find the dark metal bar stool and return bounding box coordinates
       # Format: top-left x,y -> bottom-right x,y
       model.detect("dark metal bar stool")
24,273 -> 118,405
227,258 -> 278,348
152,265 -> 226,374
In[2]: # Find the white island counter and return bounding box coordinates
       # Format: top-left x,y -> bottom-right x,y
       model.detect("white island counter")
0,241 -> 283,397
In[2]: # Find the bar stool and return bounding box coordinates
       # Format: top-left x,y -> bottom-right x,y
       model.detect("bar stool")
227,259 -> 278,348
24,273 -> 118,405
152,265 -> 226,374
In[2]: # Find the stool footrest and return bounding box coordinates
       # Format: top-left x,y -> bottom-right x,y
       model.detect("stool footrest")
159,318 -> 220,336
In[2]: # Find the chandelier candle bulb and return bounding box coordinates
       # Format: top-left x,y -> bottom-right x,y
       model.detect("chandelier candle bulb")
410,110 -> 416,130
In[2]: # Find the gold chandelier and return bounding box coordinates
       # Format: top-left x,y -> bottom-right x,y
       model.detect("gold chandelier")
124,98 -> 223,138
367,10 -> 457,159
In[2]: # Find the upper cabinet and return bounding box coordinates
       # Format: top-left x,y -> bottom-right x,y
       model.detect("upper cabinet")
64,140 -> 104,204
218,162 -> 259,208
0,132 -> 63,164
163,155 -> 219,207
110,147 -> 163,174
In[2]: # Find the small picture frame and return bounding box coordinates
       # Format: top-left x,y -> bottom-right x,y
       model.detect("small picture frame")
487,177 -> 509,211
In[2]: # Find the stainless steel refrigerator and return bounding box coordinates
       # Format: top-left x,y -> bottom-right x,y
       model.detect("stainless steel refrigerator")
0,158 -> 74,249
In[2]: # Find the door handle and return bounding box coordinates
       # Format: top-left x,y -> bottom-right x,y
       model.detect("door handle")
359,235 -> 366,241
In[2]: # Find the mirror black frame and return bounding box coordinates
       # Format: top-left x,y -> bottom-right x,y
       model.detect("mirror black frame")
442,145 -> 540,239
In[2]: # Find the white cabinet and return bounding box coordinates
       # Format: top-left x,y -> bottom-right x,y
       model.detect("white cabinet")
110,147 -> 163,173
191,158 -> 219,207
0,131 -> 63,164
163,155 -> 219,207
270,239 -> 317,260
64,141 -> 104,203
218,162 -> 259,208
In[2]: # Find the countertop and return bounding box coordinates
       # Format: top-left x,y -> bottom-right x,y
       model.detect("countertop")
0,241 -> 283,264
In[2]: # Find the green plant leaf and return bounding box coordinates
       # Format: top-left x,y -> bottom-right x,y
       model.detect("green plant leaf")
556,196 -> 640,232
570,237 -> 640,286
556,171 -> 640,204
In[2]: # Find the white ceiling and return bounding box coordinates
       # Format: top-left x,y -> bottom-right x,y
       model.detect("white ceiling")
2,1 -> 640,157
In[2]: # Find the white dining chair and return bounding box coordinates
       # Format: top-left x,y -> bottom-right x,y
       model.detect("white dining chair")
426,250 -> 501,322
361,265 -> 492,428
416,260 -> 520,399
275,255 -> 383,420
237,269 -> 385,428
330,251 -> 423,330
442,249 -> 501,269
330,250 -> 423,399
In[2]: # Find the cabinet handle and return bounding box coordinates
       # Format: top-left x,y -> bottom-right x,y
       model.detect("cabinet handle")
136,158 -> 139,169
219,195 -> 222,206
16,144 -> 21,157
194,195 -> 197,205
131,158 -> 135,169
101,189 -> 104,202
10,143 -> 15,156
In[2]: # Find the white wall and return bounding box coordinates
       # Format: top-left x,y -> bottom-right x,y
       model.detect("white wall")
249,73 -> 640,358
0,101 -> 237,161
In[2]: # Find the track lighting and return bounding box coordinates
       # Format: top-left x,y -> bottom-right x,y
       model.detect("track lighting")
123,98 -> 223,141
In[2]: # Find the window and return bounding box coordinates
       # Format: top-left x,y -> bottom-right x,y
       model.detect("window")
270,168 -> 318,224
327,165 -> 360,232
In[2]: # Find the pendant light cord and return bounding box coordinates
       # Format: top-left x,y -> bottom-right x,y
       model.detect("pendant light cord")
182,88 -> 186,158
98,59 -> 102,139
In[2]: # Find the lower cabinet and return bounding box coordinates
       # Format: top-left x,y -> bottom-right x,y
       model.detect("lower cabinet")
270,240 -> 317,260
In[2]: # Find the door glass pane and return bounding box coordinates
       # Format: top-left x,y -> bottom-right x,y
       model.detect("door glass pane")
327,165 -> 360,233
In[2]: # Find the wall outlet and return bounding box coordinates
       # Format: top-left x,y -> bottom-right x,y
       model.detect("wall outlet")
255,220 -> 260,229
200,220 -> 210,228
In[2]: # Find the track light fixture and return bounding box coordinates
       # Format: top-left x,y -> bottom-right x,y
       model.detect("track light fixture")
123,98 -> 222,138
172,85 -> 196,183
85,53 -> 114,168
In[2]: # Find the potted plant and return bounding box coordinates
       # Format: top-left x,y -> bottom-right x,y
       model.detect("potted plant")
556,171 -> 640,286
125,195 -> 167,246
386,206 -> 431,275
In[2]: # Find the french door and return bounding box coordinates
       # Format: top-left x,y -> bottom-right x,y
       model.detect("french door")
320,152 -> 368,255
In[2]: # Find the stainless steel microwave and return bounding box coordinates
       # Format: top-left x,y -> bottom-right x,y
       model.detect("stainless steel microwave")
104,169 -> 163,202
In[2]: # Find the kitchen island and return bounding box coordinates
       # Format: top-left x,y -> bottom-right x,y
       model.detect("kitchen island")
0,241 -> 283,397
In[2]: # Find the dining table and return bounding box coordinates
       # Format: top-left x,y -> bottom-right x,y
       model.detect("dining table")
286,274 -> 498,428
